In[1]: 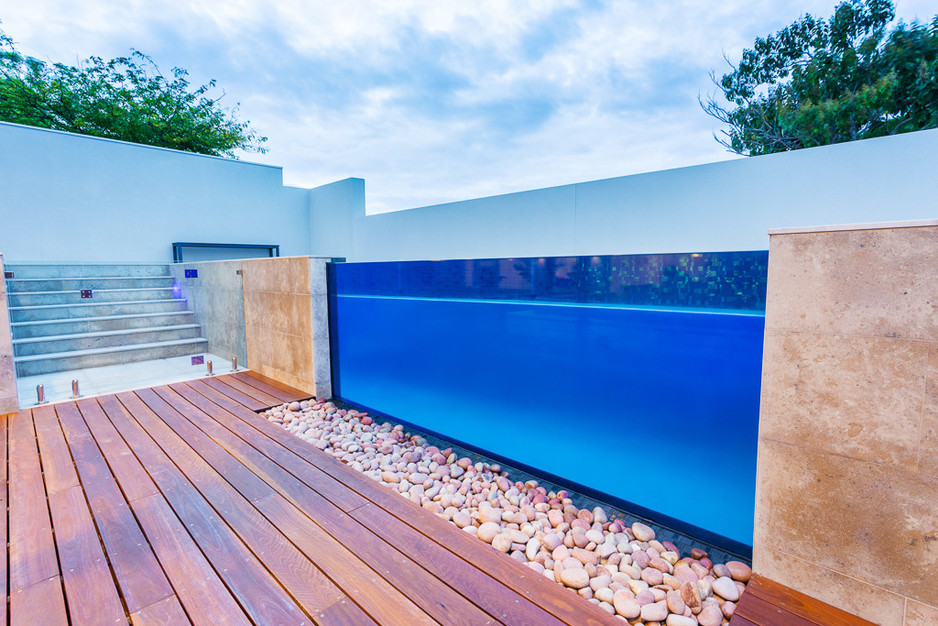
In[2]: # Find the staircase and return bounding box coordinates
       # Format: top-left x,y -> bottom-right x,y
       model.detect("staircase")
5,264 -> 208,377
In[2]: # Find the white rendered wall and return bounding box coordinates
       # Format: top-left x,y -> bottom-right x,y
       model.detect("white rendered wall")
0,121 -> 312,263
348,128 -> 938,261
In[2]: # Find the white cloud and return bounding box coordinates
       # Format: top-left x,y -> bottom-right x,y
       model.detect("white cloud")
3,0 -> 936,213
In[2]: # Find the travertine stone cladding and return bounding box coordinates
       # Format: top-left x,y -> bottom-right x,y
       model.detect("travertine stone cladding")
0,253 -> 17,413
754,223 -> 938,626
241,256 -> 332,399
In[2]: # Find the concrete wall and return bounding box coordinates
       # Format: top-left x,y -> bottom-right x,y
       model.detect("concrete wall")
753,220 -> 938,625
0,121 -> 312,263
170,260 -> 247,365
348,129 -> 938,261
241,257 -> 332,400
0,254 -> 17,414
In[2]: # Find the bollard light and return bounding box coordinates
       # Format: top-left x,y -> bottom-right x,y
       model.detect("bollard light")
231,356 -> 238,372
71,380 -> 81,399
36,384 -> 46,405
206,360 -> 213,376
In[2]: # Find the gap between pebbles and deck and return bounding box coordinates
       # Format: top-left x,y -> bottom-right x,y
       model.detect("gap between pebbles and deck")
264,396 -> 754,625
2,371 -> 622,625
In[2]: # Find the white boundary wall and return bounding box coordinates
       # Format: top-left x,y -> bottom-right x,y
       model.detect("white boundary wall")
348,128 -> 938,261
2,120 -> 937,263
0,121 -> 312,263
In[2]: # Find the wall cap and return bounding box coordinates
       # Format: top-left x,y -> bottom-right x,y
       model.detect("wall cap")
768,218 -> 938,236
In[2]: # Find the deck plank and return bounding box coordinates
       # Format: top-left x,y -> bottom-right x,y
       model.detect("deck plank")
81,398 -> 250,625
123,388 -> 349,619
732,574 -> 877,626
181,379 -> 615,626
0,414 -> 7,626
3,375 -> 629,626
200,377 -> 270,412
58,401 -> 176,614
8,409 -> 60,592
157,382 -> 494,626
208,375 -> 282,409
230,371 -> 313,403
48,486 -> 128,625
11,575 -> 69,625
36,401 -> 127,625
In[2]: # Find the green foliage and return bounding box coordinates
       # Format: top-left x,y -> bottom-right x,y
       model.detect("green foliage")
0,26 -> 266,157
703,0 -> 938,155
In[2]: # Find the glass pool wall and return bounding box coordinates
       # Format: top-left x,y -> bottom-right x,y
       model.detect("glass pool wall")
329,252 -> 768,550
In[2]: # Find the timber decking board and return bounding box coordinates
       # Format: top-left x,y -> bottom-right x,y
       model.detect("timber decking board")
1,372 -> 619,626
731,574 -> 877,626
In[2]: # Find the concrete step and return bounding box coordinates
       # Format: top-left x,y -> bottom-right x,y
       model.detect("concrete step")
9,299 -> 189,322
8,287 -> 177,307
6,276 -> 175,292
10,312 -> 196,338
4,263 -> 171,279
15,338 -> 209,377
13,325 -> 203,357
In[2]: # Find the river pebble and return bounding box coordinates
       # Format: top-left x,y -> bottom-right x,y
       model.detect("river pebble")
262,399 -> 748,624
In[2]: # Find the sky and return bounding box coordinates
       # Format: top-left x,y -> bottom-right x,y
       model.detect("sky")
2,1 -> 934,213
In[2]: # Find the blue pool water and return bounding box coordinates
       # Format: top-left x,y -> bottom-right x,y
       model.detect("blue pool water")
331,294 -> 764,546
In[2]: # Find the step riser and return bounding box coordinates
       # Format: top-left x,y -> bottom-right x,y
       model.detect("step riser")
4,264 -> 171,279
11,313 -> 196,338
10,300 -> 189,322
16,341 -> 209,377
14,327 -> 203,357
6,277 -> 175,292
9,288 -> 177,307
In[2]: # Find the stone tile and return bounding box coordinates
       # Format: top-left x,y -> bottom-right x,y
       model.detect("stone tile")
754,545 -> 905,626
308,259 -> 328,296
766,228 -> 938,340
760,331 -> 928,468
243,257 -> 310,295
920,345 -> 938,479
905,599 -> 938,625
754,439 -> 938,606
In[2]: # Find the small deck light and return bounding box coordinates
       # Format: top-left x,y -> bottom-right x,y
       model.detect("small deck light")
36,384 -> 47,405
231,356 -> 238,372
206,360 -> 213,376
71,380 -> 81,399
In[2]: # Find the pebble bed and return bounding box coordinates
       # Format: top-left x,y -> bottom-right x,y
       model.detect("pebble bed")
262,399 -> 752,625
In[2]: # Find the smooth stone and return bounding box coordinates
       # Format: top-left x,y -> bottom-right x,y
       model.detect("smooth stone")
381,471 -> 400,483
492,533 -> 513,553
649,557 -> 671,574
722,601 -> 737,618
635,589 -> 655,606
697,604 -> 723,626
632,550 -> 651,570
559,568 -> 590,589
525,537 -> 541,561
680,581 -> 701,610
726,560 -> 752,583
552,545 -> 570,562
585,529 -> 605,544
612,590 -> 641,619
667,589 -> 685,614
572,547 -> 599,566
478,507 -> 503,524
712,576 -> 739,602
628,579 -> 649,596
640,600 -> 668,622
631,522 -> 655,542
590,575 -> 612,592
641,567 -> 663,586
666,615 -> 698,626
595,587 -> 615,604
712,563 -> 731,579
619,563 -> 641,580
543,533 -> 563,551
690,548 -> 708,559
673,564 -> 699,585
477,522 -> 501,543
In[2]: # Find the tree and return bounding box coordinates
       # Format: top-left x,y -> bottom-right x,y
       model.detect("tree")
702,0 -> 938,156
0,25 -> 266,157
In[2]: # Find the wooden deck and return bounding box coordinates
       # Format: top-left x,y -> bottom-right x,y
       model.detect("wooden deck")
2,371 -> 619,625
731,574 -> 876,626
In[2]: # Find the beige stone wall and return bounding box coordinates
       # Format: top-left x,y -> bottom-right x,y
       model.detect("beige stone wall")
241,256 -> 332,399
0,254 -> 17,413
754,221 -> 938,625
